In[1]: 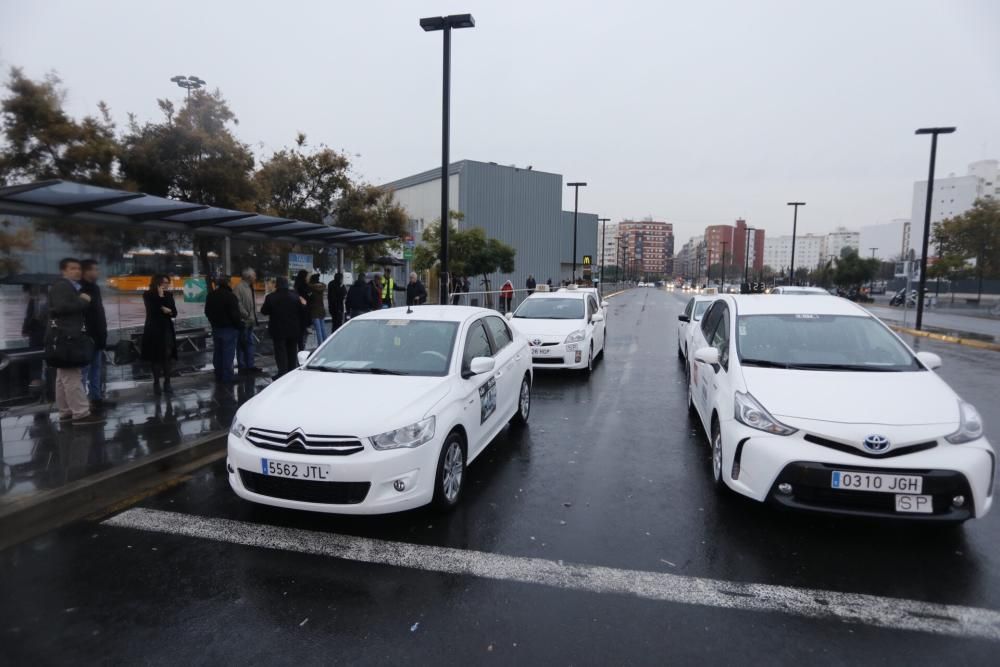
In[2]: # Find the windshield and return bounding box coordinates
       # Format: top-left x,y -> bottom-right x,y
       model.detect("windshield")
737,314 -> 921,371
693,301 -> 711,320
514,298 -> 585,320
306,319 -> 458,376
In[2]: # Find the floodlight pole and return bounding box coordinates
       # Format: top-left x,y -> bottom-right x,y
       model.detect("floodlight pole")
914,126 -> 955,330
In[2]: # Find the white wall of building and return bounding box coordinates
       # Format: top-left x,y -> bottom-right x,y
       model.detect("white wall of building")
859,219 -> 909,261
910,159 -> 998,256
388,174 -> 461,240
824,227 -> 860,260
600,222 -> 619,268
763,234 -> 824,272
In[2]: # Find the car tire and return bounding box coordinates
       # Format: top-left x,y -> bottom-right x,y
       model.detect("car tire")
677,344 -> 684,361
510,374 -> 531,427
586,343 -> 594,374
432,431 -> 466,512
710,419 -> 728,493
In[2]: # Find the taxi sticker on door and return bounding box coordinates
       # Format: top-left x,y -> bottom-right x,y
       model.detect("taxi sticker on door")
479,377 -> 497,424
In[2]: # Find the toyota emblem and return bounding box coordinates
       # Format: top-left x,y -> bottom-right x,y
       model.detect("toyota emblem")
530,338 -> 542,347
862,434 -> 890,453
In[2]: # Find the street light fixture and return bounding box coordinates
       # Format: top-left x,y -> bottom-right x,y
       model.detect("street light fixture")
420,13 -> 476,304
914,126 -> 956,330
170,75 -> 206,98
787,202 -> 805,285
567,182 -> 587,282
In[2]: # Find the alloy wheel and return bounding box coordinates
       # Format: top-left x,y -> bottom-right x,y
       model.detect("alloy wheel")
442,441 -> 464,502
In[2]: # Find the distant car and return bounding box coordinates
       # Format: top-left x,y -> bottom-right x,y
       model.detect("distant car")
228,306 -> 533,515
770,286 -> 831,295
687,294 -> 994,522
508,290 -> 606,373
677,296 -> 717,361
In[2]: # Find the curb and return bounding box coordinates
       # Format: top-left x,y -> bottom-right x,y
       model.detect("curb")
0,430 -> 227,551
889,325 -> 1000,352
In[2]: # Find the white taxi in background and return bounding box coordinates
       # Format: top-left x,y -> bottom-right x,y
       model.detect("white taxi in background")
687,295 -> 994,522
677,293 -> 718,362
507,289 -> 606,373
227,306 -> 532,514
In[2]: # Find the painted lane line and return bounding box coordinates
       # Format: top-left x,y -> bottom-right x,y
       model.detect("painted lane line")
104,507 -> 1000,641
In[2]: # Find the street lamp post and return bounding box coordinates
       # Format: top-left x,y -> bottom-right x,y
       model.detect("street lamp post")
787,202 -> 805,285
914,126 -> 956,330
567,182 -> 587,282
743,227 -> 756,288
720,240 -> 728,291
598,217 -> 610,286
170,75 -> 206,98
420,13 -> 475,305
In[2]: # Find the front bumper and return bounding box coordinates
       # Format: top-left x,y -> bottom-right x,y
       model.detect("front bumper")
529,342 -> 588,369
720,420 -> 995,521
227,432 -> 440,515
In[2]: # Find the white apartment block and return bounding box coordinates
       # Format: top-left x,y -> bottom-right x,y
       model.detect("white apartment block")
910,159 -> 998,256
763,233 -> 825,272
859,219 -> 910,261
600,222 -> 619,268
824,227 -> 860,260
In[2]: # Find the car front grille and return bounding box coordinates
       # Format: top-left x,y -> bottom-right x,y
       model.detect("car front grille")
803,434 -> 937,459
533,357 -> 566,365
246,428 -> 364,456
239,470 -> 370,505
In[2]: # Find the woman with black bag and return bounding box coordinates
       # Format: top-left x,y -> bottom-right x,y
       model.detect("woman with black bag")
141,274 -> 178,395
45,258 -> 98,423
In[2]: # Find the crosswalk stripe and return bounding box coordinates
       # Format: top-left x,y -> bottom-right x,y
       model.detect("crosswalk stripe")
104,507 -> 1000,641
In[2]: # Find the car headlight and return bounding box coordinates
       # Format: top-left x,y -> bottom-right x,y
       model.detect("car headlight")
565,329 -> 587,344
230,418 -> 247,439
946,401 -> 983,444
371,416 -> 436,451
734,391 -> 797,436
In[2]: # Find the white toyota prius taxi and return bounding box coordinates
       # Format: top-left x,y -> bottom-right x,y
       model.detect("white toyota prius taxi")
687,294 -> 994,522
507,288 -> 607,373
227,306 -> 532,514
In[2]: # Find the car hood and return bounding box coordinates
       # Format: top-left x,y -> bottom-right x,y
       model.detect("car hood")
509,318 -> 586,340
741,367 -> 959,426
238,370 -> 452,436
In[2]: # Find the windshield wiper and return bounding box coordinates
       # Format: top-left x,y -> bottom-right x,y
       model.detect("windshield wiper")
740,358 -> 791,369
358,367 -> 408,375
305,365 -> 346,373
786,363 -> 902,372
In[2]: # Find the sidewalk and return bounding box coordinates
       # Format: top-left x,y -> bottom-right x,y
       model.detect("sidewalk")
865,304 -> 1000,342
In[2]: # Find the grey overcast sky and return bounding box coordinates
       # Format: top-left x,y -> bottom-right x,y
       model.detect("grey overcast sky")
1,0 -> 998,244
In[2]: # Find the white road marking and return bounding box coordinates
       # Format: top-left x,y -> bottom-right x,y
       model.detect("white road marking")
105,507 -> 1000,641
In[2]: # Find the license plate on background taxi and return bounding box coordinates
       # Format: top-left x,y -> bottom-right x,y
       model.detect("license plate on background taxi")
261,458 -> 331,481
531,348 -> 550,355
830,470 -> 923,494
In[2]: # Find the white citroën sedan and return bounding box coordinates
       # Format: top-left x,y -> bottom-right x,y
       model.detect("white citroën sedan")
688,294 -> 994,522
227,306 -> 532,514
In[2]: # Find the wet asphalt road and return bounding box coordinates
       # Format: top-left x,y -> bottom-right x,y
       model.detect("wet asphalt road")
3,288 -> 1000,665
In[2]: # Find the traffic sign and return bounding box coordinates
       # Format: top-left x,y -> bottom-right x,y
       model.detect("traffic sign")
183,277 -> 207,303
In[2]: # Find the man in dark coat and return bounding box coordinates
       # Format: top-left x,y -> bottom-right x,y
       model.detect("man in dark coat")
327,272 -> 347,331
205,276 -> 242,384
47,257 -> 98,422
526,274 -> 537,295
402,272 -> 427,306
80,259 -> 107,406
346,273 -> 373,318
262,276 -> 305,378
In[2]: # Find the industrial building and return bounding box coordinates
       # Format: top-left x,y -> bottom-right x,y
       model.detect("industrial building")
383,160 -> 597,291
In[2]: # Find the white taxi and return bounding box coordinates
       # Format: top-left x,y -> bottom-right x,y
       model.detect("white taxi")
507,290 -> 606,373
687,295 -> 994,522
227,306 -> 532,514
677,294 -> 718,362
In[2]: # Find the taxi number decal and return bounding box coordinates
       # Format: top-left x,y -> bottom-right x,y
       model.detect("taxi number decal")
479,377 -> 497,424
385,320 -> 410,326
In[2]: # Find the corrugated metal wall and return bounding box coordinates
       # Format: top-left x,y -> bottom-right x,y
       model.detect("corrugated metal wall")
559,211 -> 598,275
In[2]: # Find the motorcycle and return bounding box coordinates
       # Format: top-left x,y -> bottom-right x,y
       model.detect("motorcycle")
889,288 -> 917,307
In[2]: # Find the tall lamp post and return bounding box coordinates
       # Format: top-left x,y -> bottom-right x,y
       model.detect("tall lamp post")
743,226 -> 756,288
720,240 -> 728,291
420,13 -> 475,305
567,182 -> 587,282
170,75 -> 205,98
787,202 -> 805,285
914,126 -> 955,330
598,217 -> 610,285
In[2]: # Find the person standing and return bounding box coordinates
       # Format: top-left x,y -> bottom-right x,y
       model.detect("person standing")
327,272 -> 347,331
371,274 -> 384,310
381,268 -> 396,308
307,274 -> 327,342
46,258 -> 99,423
403,272 -> 427,306
293,269 -> 311,350
233,268 -> 261,374
346,272 -> 372,318
141,274 -> 178,395
526,274 -> 537,295
261,276 -> 303,378
500,279 -> 514,313
204,275 -> 241,385
80,260 -> 107,408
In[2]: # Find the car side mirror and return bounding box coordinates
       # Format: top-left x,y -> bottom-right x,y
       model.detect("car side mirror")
504,311 -> 513,321
463,356 -> 495,379
601,301 -> 609,308
591,313 -> 605,323
297,350 -> 311,366
916,351 -> 942,370
694,347 -> 720,366
678,314 -> 690,322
